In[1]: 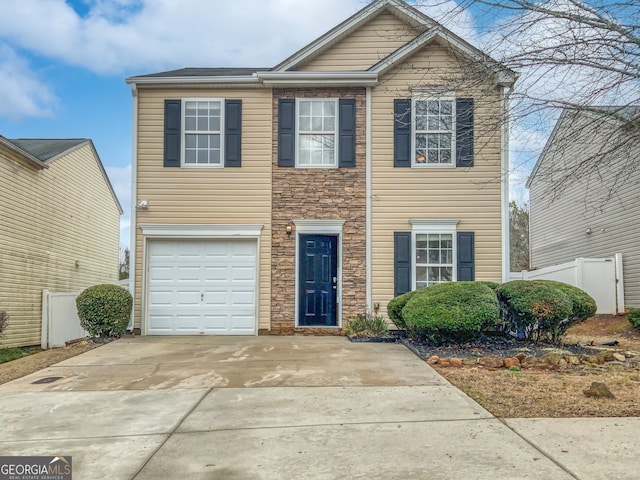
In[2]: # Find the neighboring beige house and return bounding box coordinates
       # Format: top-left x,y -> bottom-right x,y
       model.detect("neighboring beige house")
0,136 -> 122,347
528,106 -> 640,308
126,0 -> 515,336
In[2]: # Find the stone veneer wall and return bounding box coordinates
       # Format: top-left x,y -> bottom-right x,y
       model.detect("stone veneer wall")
270,87 -> 367,335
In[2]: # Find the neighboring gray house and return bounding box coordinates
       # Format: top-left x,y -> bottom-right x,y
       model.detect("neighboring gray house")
527,106 -> 640,309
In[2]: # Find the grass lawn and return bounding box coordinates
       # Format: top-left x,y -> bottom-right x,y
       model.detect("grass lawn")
0,347 -> 38,364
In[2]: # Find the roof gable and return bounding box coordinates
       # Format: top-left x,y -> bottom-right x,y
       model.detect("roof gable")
527,106 -> 640,188
273,0 -> 436,72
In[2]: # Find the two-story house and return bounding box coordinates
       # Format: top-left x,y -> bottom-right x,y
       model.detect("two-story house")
126,0 -> 516,336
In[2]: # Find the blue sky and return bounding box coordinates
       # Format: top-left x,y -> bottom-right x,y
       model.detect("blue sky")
1,0 -> 628,247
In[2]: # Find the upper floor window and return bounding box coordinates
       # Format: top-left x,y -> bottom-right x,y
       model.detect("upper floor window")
412,97 -> 455,167
182,99 -> 224,167
296,99 -> 338,168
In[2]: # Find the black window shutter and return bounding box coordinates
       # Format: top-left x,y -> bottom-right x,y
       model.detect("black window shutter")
394,99 -> 411,168
394,232 -> 412,297
164,99 -> 181,167
338,99 -> 356,167
225,99 -> 242,167
457,232 -> 475,281
456,98 -> 474,167
278,99 -> 296,167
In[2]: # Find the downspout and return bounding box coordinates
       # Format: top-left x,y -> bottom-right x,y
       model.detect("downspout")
501,86 -> 512,282
366,87 -> 372,310
127,83 -> 138,331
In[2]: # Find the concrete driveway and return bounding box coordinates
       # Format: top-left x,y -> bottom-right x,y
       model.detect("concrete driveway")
0,336 -> 638,479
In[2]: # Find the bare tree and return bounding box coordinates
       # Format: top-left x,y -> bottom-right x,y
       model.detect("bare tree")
119,248 -> 130,281
417,0 -> 640,203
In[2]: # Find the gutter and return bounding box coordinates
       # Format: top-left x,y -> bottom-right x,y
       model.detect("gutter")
256,71 -> 378,87
366,87 -> 372,311
127,83 -> 138,332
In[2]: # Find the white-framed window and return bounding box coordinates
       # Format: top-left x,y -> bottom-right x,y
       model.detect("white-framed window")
296,98 -> 338,168
412,96 -> 455,167
411,219 -> 458,289
182,98 -> 224,167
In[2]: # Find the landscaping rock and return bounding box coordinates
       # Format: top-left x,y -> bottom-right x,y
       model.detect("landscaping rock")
613,353 -> 626,362
541,352 -> 563,365
599,352 -> 616,362
515,353 -> 527,362
427,355 -> 440,365
566,355 -> 581,366
521,355 -> 539,368
503,357 -> 521,368
439,359 -> 452,367
450,358 -> 463,367
477,356 -> 504,368
583,355 -> 604,365
583,382 -> 615,399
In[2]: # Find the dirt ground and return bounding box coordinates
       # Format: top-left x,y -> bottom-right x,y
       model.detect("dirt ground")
0,339 -> 97,385
436,315 -> 640,418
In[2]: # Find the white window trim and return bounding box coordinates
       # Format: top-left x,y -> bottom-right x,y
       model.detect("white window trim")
293,219 -> 344,328
295,98 -> 339,169
411,95 -> 456,169
181,98 -> 225,168
411,219 -> 459,289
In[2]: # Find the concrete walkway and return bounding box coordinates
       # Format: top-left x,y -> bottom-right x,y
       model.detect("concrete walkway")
0,336 -> 637,479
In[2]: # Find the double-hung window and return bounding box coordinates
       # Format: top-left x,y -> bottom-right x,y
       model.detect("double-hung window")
413,97 -> 455,167
297,99 -> 338,167
411,220 -> 458,289
182,99 -> 224,167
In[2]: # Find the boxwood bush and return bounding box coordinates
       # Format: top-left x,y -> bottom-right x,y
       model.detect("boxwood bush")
76,284 -> 132,338
535,280 -> 597,324
628,307 -> 640,329
495,280 -> 574,342
387,290 -> 418,329
401,282 -> 500,344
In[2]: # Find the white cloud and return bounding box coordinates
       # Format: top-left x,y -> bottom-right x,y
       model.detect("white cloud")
0,44 -> 57,120
0,0 -> 366,75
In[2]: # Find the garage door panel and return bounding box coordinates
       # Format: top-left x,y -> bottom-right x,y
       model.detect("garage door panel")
147,239 -> 257,335
230,290 -> 255,307
175,290 -> 202,306
203,266 -> 229,282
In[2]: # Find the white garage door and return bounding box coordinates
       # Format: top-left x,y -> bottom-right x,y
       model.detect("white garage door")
147,239 -> 257,335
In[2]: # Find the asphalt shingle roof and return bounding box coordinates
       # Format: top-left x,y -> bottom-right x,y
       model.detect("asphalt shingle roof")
6,138 -> 87,163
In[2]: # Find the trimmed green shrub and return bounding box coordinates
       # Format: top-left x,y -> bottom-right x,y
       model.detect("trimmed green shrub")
628,307 -> 640,329
346,313 -> 390,338
479,281 -> 500,291
387,290 -> 418,329
76,284 -> 132,338
495,280 -> 573,342
535,280 -> 597,324
401,282 -> 500,343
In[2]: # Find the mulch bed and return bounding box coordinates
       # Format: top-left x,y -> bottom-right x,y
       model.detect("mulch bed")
401,333 -> 604,361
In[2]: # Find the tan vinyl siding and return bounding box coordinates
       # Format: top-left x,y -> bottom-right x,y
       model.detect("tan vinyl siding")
529,114 -> 640,308
370,44 -> 504,314
298,12 -> 420,72
134,88 -> 272,331
0,144 -> 121,347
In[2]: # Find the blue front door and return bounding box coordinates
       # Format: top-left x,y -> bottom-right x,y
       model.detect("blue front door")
298,235 -> 338,326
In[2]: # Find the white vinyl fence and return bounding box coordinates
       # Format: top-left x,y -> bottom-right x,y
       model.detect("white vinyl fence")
510,254 -> 624,315
41,290 -> 88,349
